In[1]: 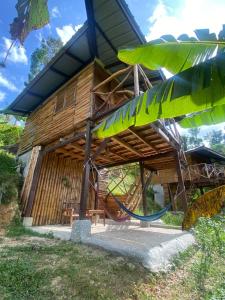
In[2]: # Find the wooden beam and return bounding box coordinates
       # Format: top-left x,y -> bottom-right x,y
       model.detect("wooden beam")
50,67 -> 70,79
24,147 -> 44,217
85,0 -> 98,58
93,139 -> 127,161
79,120 -> 93,219
99,151 -> 175,169
65,51 -> 85,64
175,152 -> 188,212
92,66 -> 132,92
55,148 -> 83,160
91,138 -> 109,161
44,132 -> 85,154
105,61 -> 124,69
112,136 -> 142,157
139,161 -> 147,216
27,91 -> 44,99
128,127 -> 159,153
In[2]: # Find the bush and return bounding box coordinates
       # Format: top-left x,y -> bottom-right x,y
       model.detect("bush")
0,150 -> 21,204
161,211 -> 183,226
192,216 -> 225,297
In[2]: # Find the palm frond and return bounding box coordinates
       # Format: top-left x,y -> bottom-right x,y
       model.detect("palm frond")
118,26 -> 225,75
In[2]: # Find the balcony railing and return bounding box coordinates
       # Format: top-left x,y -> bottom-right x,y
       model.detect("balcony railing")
184,163 -> 225,181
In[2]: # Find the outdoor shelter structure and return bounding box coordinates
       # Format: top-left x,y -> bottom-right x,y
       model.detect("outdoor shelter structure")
6,0 -> 187,225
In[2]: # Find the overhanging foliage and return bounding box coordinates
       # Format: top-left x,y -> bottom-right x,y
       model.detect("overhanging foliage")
93,53 -> 225,139
118,26 -> 225,75
179,104 -> 225,128
10,0 -> 49,44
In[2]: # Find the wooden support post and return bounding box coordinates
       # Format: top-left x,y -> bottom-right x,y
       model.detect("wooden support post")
139,161 -> 147,216
94,171 -> 99,209
134,64 -> 140,97
79,120 -> 93,219
168,183 -> 177,211
25,147 -> 44,217
175,153 -> 188,212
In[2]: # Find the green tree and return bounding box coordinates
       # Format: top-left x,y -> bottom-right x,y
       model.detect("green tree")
206,129 -> 225,145
0,115 -> 23,146
27,37 -> 63,83
0,150 -> 20,204
205,129 -> 225,155
188,128 -> 203,149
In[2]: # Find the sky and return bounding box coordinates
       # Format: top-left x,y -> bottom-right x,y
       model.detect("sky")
0,0 -> 225,135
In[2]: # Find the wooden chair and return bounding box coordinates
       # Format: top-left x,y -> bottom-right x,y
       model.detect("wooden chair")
61,201 -> 80,226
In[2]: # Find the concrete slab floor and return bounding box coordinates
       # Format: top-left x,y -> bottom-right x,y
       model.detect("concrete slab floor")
31,220 -> 194,272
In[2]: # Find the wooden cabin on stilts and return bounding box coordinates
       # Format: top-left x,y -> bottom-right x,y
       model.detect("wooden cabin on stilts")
6,0 -> 188,228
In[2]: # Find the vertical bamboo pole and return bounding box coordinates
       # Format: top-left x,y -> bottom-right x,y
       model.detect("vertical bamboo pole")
139,162 -> 148,216
94,171 -> 99,209
134,64 -> 140,97
175,152 -> 188,212
79,120 -> 93,219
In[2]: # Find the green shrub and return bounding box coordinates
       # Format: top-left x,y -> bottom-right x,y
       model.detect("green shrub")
192,216 -> 225,297
161,211 -> 183,226
0,150 -> 21,204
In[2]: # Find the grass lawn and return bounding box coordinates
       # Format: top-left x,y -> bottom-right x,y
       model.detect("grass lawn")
0,232 -> 224,300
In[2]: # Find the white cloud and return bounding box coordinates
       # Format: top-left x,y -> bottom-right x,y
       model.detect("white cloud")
51,6 -> 61,18
1,37 -> 28,64
0,73 -> 18,91
56,24 -> 83,44
0,91 -> 5,102
146,0 -> 225,41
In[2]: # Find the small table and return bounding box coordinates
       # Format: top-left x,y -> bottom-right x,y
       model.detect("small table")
87,209 -> 106,226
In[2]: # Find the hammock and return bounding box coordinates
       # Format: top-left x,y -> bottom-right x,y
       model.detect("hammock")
113,195 -> 171,222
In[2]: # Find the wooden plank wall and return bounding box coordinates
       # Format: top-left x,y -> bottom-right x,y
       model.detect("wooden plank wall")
30,152 -> 93,225
20,146 -> 41,214
19,63 -> 94,155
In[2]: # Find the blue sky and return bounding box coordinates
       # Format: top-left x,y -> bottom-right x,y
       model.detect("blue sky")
0,0 -> 225,136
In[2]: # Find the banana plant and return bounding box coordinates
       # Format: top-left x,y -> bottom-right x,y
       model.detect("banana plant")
1,0 -> 49,67
94,27 -> 225,138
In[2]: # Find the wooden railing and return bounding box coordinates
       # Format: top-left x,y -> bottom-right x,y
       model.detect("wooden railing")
185,163 -> 225,181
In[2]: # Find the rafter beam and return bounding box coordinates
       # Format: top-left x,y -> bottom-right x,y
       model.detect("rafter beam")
27,91 -> 44,99
128,127 -> 159,153
85,0 -> 98,58
50,67 -> 70,79
65,51 -> 85,64
112,136 -> 142,157
95,21 -> 117,54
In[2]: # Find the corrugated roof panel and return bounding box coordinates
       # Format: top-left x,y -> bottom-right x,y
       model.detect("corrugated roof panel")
93,1 -> 119,21
68,33 -> 91,61
15,94 -> 42,112
30,70 -> 65,96
53,54 -> 82,76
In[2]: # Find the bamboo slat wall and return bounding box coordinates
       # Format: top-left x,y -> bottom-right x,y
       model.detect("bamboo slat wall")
30,152 -> 93,225
18,63 -> 94,155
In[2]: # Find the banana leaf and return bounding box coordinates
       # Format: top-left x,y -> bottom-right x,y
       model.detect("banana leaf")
118,26 -> 225,75
10,0 -> 49,44
93,53 -> 225,139
179,104 -> 225,128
